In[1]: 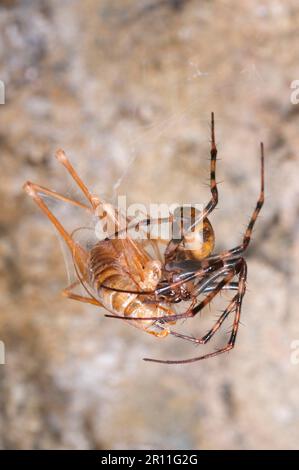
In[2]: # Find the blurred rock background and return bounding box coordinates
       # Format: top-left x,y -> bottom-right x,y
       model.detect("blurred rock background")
0,0 -> 299,449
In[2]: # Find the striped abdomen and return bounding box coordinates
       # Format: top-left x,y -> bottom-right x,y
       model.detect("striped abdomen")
88,240 -> 174,337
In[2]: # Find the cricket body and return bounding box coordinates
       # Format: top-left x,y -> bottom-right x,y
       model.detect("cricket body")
88,237 -> 174,337
23,150 -> 176,339
24,112 -> 265,365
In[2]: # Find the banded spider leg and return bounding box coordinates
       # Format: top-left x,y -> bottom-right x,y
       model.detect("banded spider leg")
106,139 -> 264,364
108,111 -> 218,251
143,144 -> 264,364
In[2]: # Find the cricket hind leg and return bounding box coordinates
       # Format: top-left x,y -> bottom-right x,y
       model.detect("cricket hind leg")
55,149 -> 100,210
55,149 -> 142,231
63,281 -> 103,307
24,183 -> 92,212
23,181 -> 88,276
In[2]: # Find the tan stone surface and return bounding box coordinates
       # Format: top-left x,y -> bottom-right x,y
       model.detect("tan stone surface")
0,0 -> 299,449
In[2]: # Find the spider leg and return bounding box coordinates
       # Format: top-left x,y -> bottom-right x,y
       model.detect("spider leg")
100,257 -> 214,297
164,267 -> 239,343
143,258 -> 247,364
202,282 -> 238,293
105,261 -> 237,322
165,111 -> 218,260
100,260 -> 222,296
229,143 -> 264,255
198,110 -> 218,221
168,295 -> 236,344
209,142 -> 264,261
191,266 -> 233,296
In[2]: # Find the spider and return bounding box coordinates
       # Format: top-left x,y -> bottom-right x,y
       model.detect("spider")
24,113 -> 264,364
103,113 -> 265,364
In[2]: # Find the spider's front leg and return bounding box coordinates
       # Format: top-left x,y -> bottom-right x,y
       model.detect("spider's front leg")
165,111 -> 218,263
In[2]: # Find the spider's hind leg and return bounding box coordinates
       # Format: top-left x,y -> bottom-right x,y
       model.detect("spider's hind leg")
221,143 -> 265,259
144,258 -> 247,364
168,292 -> 237,345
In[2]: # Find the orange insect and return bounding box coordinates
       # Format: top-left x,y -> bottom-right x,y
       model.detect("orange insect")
23,149 -> 178,338
24,113 -> 264,364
